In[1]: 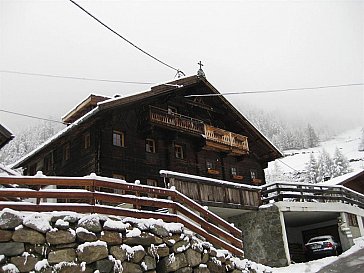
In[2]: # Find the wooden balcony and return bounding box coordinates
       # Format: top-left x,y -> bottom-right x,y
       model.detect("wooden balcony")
149,107 -> 249,155
149,106 -> 205,135
204,125 -> 249,155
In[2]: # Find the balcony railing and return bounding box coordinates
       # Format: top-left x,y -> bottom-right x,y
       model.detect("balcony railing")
0,175 -> 244,256
261,182 -> 364,209
204,125 -> 249,155
149,107 -> 249,155
149,106 -> 205,135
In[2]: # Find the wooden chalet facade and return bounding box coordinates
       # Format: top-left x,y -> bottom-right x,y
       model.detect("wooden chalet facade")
13,75 -> 282,189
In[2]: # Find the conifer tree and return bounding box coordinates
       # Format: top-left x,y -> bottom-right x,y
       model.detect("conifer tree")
332,147 -> 351,177
316,149 -> 333,182
305,153 -> 318,183
305,124 -> 319,148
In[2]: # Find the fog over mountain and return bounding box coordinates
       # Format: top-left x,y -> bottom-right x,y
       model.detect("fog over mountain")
1,1 -> 362,137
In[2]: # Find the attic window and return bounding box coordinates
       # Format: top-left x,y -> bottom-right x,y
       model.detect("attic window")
113,131 -> 125,147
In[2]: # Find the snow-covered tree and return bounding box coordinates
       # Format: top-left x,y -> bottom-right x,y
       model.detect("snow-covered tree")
316,149 -> 333,182
305,153 -> 318,183
332,147 -> 351,177
305,124 -> 319,148
0,121 -> 64,165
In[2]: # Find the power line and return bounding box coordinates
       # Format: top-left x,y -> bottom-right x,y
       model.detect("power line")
0,70 -> 155,85
0,109 -> 69,125
277,159 -> 299,172
185,83 -> 364,97
68,0 -> 184,76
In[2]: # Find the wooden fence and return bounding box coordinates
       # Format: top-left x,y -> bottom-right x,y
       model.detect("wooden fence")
261,182 -> 364,209
0,175 -> 244,256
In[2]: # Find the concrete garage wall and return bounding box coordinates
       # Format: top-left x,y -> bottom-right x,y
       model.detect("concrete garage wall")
228,205 -> 289,267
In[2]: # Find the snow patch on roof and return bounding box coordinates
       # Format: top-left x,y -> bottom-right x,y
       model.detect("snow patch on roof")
318,169 -> 364,186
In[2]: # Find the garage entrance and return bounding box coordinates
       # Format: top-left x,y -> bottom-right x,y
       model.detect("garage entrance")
283,211 -> 341,263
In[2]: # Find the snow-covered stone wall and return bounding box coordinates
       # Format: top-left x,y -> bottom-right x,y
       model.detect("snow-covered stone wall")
0,209 -> 271,273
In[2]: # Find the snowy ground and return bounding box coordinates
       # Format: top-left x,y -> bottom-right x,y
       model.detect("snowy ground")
270,236 -> 364,273
267,127 -> 364,179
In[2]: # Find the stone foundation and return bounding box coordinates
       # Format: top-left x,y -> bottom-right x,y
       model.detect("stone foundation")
0,209 -> 272,273
228,205 -> 288,267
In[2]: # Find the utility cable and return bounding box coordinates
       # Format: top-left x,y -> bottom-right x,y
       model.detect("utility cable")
68,0 -> 184,76
0,109 -> 69,125
185,83 -> 364,97
0,70 -> 155,85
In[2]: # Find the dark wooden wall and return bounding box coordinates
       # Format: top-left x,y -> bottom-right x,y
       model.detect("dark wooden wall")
24,88 -> 267,187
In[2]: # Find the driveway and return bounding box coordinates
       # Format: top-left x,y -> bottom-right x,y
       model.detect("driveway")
316,248 -> 364,273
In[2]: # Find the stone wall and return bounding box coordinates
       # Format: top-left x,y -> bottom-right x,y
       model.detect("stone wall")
228,205 -> 288,267
0,209 -> 271,273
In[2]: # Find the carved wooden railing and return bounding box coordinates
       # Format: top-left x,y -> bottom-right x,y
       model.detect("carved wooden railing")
204,125 -> 249,155
0,175 -> 244,256
149,106 -> 205,135
261,182 -> 364,209
161,170 -> 261,210
149,106 -> 249,155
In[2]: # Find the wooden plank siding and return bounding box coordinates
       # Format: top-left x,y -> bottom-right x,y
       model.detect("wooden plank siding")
18,77 -> 278,212
167,177 -> 261,210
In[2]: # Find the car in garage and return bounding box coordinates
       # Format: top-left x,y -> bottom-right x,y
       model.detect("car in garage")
304,235 -> 342,260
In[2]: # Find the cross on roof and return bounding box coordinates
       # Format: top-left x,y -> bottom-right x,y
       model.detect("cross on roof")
198,61 -> 204,69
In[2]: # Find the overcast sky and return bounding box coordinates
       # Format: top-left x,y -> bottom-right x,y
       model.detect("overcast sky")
0,0 -> 363,133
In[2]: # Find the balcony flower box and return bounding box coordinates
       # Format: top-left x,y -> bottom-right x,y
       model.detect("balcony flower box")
252,178 -> 262,185
232,175 -> 244,180
207,169 -> 220,175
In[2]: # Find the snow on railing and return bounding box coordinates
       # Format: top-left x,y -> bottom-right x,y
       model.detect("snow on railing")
0,174 -> 244,256
261,181 -> 364,208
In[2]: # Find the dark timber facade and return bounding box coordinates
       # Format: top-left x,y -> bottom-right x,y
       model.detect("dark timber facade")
13,76 -> 282,188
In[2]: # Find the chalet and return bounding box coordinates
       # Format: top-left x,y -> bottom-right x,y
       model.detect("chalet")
13,75 -> 282,187
0,123 -> 14,149
5,75 -> 364,267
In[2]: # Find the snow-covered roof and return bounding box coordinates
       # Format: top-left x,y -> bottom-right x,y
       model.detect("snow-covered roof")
318,169 -> 364,186
0,163 -> 20,176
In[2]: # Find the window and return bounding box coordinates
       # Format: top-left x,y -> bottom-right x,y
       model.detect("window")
84,132 -> 91,149
113,131 -> 124,147
174,144 -> 184,159
348,213 -> 358,227
146,139 -> 156,153
250,169 -> 257,180
231,167 -> 237,176
63,143 -> 70,161
206,160 -> 214,170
